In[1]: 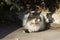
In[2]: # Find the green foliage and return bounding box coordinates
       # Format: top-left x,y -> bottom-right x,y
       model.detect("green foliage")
0,0 -> 60,12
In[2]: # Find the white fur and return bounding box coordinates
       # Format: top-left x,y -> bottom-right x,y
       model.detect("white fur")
41,11 -> 50,23
23,14 -> 45,32
23,13 -> 30,26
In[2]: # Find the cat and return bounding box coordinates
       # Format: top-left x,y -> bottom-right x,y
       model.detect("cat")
22,10 -> 47,33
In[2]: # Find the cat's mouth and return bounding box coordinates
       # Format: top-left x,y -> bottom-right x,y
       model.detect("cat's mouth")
28,19 -> 40,24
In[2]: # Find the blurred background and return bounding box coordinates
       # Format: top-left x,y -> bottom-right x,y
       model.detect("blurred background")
0,0 -> 60,39
0,0 -> 60,25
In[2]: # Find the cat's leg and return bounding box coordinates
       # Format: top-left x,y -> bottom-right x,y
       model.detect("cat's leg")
28,29 -> 33,33
23,28 -> 32,33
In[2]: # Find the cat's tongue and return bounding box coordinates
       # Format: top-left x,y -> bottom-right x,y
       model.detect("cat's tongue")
35,18 -> 40,24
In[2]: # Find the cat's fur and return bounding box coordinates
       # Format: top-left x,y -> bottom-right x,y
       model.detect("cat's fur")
23,11 -> 47,33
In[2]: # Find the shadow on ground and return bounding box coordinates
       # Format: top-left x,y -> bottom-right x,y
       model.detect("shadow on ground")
0,21 -> 22,39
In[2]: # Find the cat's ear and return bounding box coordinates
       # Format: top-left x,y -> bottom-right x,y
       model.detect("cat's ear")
35,5 -> 42,14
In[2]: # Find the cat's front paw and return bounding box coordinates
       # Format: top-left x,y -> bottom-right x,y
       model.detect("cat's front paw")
23,29 -> 30,33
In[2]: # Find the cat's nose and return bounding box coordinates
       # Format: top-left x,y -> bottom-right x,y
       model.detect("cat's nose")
35,18 -> 40,23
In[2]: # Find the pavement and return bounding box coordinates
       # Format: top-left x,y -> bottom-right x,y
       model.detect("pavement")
1,27 -> 60,40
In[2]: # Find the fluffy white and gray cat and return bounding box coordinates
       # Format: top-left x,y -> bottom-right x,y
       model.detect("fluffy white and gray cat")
22,11 -> 49,33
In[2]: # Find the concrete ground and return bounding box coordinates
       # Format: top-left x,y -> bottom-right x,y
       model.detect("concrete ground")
1,27 -> 60,40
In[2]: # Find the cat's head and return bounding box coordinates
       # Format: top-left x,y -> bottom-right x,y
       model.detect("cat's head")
27,11 -> 41,24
